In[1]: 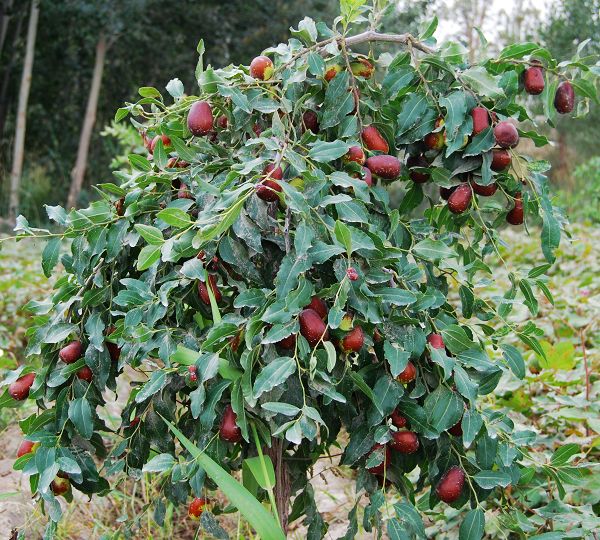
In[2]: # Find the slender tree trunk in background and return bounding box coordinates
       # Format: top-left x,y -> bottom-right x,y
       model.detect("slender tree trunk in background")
66,32 -> 106,210
0,7 -> 24,137
8,0 -> 38,223
0,0 -> 14,56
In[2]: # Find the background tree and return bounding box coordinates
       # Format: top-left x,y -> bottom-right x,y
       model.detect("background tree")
7,0 -> 38,222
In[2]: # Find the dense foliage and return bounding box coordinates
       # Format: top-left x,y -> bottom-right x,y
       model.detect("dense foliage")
2,1 -> 599,538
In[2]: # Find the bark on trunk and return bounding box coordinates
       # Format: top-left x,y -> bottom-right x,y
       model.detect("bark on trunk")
8,0 -> 38,223
265,438 -> 291,533
66,32 -> 106,210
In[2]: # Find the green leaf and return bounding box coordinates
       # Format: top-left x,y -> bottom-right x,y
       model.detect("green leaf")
163,419 -> 285,540
387,519 -> 410,540
128,154 -> 152,171
413,239 -> 455,261
461,408 -> 483,448
261,402 -> 300,416
459,508 -> 485,540
461,67 -> 504,98
68,398 -> 93,439
463,127 -> 495,156
320,72 -> 354,129
135,370 -> 167,402
441,325 -> 473,354
142,453 -> 175,473
498,42 -> 540,60
137,244 -> 161,271
423,386 -> 463,433
550,443 -> 580,466
501,344 -> 525,379
393,502 -> 426,538
376,288 -> 417,306
453,365 -> 477,402
243,456 -> 275,490
41,238 -> 61,278
157,208 -> 193,228
308,140 -> 350,162
253,357 -> 296,399
135,224 -> 164,245
307,52 -> 325,76
334,220 -> 352,255
473,470 -> 512,489
419,16 -> 438,40
384,341 -> 410,378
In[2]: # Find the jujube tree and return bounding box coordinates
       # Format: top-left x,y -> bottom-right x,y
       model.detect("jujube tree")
4,1 -> 599,538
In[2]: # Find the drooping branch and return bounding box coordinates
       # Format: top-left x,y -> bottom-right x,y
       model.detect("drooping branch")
343,31 -> 434,54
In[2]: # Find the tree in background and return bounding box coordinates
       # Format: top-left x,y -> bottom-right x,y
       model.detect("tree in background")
7,0 -> 38,222
0,0 -> 343,222
540,0 -> 600,184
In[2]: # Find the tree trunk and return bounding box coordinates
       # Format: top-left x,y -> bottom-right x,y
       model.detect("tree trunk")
8,0 -> 38,223
265,438 -> 291,533
66,32 -> 106,210
0,6 -> 25,138
0,0 -> 14,56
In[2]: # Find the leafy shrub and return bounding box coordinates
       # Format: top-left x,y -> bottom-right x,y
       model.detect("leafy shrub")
2,3 -> 600,539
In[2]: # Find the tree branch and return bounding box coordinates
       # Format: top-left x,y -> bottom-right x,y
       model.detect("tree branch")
343,31 -> 434,54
